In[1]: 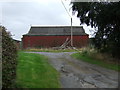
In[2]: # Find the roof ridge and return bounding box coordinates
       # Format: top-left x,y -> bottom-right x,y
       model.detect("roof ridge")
31,26 -> 83,28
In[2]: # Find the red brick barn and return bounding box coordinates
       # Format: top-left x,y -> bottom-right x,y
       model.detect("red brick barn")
22,26 -> 89,49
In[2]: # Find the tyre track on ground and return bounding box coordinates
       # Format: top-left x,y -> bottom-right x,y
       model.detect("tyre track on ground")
27,52 -> 118,88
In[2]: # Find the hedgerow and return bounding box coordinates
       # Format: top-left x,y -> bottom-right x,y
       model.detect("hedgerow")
2,26 -> 17,88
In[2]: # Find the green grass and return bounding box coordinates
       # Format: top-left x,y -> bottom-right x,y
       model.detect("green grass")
71,53 -> 120,71
15,51 -> 61,88
24,48 -> 76,53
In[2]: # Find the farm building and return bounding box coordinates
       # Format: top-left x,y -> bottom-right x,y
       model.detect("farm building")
13,39 -> 21,50
22,26 -> 89,49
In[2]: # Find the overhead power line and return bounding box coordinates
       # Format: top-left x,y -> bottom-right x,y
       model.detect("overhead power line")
61,0 -> 72,18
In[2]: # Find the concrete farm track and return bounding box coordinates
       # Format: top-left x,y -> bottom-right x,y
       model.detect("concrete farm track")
27,52 -> 119,88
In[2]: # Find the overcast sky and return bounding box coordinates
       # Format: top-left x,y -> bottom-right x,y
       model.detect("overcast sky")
1,0 -> 94,41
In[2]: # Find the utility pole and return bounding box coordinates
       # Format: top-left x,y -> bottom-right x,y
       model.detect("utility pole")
61,0 -> 73,47
71,18 -> 73,47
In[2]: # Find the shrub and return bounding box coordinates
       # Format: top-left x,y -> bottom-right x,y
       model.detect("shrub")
2,26 -> 17,88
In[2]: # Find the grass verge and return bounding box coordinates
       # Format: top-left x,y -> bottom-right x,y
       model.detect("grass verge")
71,53 -> 120,71
15,51 -> 60,88
24,48 -> 77,53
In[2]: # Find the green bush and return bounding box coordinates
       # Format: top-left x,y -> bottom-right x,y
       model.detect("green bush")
2,26 -> 17,88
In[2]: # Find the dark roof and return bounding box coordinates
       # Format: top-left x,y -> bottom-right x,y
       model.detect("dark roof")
13,39 -> 21,42
24,26 -> 88,36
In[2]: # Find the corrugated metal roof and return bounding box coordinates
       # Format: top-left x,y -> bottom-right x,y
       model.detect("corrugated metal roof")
24,26 -> 88,36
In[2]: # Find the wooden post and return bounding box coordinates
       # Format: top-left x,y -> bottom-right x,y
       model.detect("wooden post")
71,18 -> 73,47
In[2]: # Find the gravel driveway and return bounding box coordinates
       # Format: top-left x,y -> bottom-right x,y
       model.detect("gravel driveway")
27,52 -> 119,88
